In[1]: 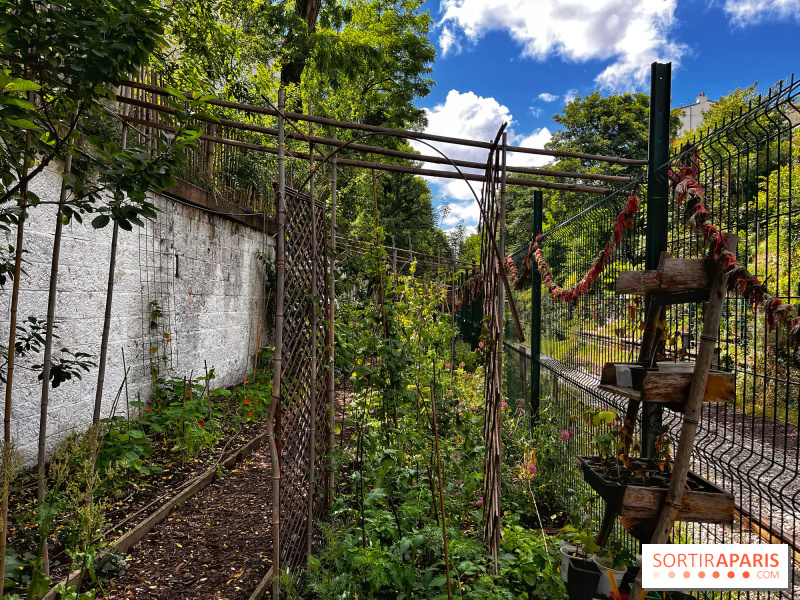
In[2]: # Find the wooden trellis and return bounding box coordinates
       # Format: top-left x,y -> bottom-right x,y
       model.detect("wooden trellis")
479,132 -> 507,571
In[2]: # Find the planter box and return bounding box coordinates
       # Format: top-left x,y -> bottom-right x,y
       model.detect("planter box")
599,362 -> 734,411
579,456 -> 734,525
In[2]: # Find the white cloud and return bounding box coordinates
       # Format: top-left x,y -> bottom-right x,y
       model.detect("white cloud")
438,0 -> 686,90
724,0 -> 800,26
538,92 -> 559,102
529,106 -> 543,118
444,224 -> 477,237
413,90 -> 554,226
564,88 -> 578,104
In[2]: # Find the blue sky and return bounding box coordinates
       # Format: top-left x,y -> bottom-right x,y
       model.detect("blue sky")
413,0 -> 800,233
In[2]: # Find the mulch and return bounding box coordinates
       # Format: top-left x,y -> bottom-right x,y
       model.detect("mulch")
101,448 -> 272,600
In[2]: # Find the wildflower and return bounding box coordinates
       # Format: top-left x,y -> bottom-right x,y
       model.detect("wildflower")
560,430 -> 571,442
517,398 -> 525,406
517,408 -> 525,415
501,401 -> 508,410
146,407 -> 151,412
476,497 -> 484,508
248,413 -> 253,418
445,363 -> 451,370
478,341 -> 484,348
245,400 -> 250,405
199,420 -> 205,427
459,362 -> 465,370
526,463 -> 537,475
454,450 -> 461,460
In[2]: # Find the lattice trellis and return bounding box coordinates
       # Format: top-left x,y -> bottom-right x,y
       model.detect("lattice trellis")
277,186 -> 329,570
479,142 -> 504,569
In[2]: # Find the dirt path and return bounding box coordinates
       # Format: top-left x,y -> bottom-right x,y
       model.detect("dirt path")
102,449 -> 272,600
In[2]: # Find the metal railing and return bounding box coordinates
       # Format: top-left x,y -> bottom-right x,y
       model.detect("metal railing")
461,75 -> 800,599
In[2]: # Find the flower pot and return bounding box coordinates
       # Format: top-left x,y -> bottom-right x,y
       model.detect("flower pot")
656,360 -> 695,373
560,545 -> 593,582
593,555 -> 627,597
566,555 -> 601,600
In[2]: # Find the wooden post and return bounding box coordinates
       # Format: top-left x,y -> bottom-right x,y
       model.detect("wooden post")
327,133 -> 337,506
307,108 -> 317,559
267,88 -> 286,597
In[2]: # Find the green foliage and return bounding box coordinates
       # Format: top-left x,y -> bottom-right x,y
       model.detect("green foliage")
499,526 -> 567,600
96,417 -> 157,477
143,372 -> 228,458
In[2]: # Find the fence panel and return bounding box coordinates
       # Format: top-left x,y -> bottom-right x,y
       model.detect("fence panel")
463,77 -> 800,600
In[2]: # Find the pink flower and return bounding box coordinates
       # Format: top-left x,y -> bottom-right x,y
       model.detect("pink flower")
476,497 -> 484,508
455,479 -> 463,486
527,463 -> 537,475
445,363 -> 451,370
454,451 -> 461,459
517,407 -> 525,415
517,398 -> 525,406
459,362 -> 465,370
478,341 -> 484,348
501,401 -> 509,410
560,430 -> 571,442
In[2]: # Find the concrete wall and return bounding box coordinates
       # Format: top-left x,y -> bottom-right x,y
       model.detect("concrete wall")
0,164 -> 273,465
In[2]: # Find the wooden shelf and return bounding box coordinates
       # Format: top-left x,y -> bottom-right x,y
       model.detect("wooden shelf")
598,384 -> 641,401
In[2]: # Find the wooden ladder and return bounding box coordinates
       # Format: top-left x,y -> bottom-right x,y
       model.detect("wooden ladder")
591,236 -> 737,600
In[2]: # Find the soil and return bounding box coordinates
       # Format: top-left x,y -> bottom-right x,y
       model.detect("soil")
101,448 -> 272,600
7,393 -> 271,587
581,456 -> 709,492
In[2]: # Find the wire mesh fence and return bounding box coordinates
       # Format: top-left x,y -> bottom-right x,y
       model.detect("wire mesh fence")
460,76 -> 800,599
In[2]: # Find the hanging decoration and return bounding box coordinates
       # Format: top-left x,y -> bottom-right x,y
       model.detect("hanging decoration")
670,150 -> 800,338
529,192 -> 641,304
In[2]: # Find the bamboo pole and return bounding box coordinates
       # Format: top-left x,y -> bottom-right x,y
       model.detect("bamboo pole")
307,108 -> 317,559
266,88 -> 286,598
327,133 -> 337,506
431,356 -> 452,600
0,123 -> 32,599
118,82 -> 647,166
114,113 -> 612,195
115,95 -> 634,183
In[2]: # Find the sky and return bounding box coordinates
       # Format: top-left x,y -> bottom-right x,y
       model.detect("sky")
413,0 -> 800,235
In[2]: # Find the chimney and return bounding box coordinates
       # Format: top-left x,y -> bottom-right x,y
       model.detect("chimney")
696,92 -> 706,103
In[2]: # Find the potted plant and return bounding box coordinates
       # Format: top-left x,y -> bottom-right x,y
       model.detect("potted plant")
593,540 -> 635,596
559,526 -> 599,582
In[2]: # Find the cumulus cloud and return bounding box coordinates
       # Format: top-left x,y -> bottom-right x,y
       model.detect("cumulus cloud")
412,90 -> 553,227
724,0 -> 800,26
538,92 -> 559,102
438,0 -> 685,90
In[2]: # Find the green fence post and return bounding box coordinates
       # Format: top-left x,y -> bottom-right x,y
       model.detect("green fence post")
643,61 -> 672,458
531,191 -> 543,423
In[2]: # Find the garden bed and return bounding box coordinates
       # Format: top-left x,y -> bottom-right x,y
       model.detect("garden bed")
578,456 -> 734,524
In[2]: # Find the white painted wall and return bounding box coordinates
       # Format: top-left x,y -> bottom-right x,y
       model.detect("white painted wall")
0,164 -> 272,465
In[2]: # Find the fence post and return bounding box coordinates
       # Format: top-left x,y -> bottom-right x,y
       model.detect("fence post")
643,61 -> 672,458
530,191 -> 543,423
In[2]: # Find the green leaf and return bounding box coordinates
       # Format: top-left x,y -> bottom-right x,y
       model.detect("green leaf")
430,574 -> 447,587
4,78 -> 41,92
91,214 -> 110,229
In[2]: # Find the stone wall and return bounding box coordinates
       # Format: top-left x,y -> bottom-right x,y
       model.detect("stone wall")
0,164 -> 273,465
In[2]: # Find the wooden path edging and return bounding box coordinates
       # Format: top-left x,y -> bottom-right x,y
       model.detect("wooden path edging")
42,429 -> 273,599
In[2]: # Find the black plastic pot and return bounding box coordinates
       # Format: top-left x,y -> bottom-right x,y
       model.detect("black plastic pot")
566,555 -> 601,600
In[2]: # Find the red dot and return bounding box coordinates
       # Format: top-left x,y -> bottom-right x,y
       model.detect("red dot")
713,571 -> 720,579
728,571 -> 735,579
683,571 -> 691,579
699,571 -> 706,579
743,572 -> 750,579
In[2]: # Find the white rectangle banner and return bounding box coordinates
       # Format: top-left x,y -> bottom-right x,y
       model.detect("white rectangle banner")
642,544 -> 791,591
